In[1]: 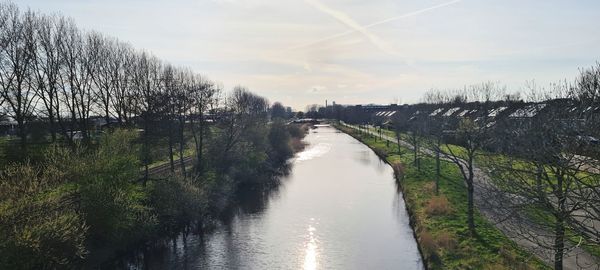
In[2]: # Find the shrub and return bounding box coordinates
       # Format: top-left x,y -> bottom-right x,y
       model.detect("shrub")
423,181 -> 436,194
419,229 -> 441,265
149,175 -> 207,236
0,162 -> 88,269
287,124 -> 308,139
76,129 -> 157,246
268,120 -> 293,165
436,231 -> 457,251
425,195 -> 452,216
419,230 -> 437,253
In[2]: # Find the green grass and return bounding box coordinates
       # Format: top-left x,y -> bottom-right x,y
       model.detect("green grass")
362,124 -> 600,260
337,123 -> 549,269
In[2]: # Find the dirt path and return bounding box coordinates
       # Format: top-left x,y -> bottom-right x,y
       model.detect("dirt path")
342,123 -> 600,270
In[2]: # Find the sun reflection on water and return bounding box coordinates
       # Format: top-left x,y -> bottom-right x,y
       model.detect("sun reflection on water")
303,221 -> 318,270
295,143 -> 331,162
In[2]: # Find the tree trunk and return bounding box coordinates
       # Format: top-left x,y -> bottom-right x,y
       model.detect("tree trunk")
413,133 -> 418,166
168,120 -> 175,173
554,217 -> 565,270
467,178 -> 475,236
49,113 -> 56,143
197,117 -> 204,175
144,164 -> 149,186
178,117 -> 186,175
17,117 -> 26,152
105,103 -> 110,129
396,133 -> 401,155
554,174 -> 566,270
143,117 -> 150,185
436,137 -> 441,195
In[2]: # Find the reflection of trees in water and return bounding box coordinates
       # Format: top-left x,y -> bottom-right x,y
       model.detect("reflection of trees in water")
109,230 -> 209,270
392,177 -> 405,220
114,163 -> 293,270
222,162 -> 291,220
353,150 -> 372,165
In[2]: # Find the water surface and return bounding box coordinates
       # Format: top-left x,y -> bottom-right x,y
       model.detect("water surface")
131,126 -> 423,269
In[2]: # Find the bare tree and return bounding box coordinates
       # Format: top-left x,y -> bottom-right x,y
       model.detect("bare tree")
89,32 -> 116,125
31,13 -> 61,142
444,118 -> 488,236
110,41 -> 135,125
189,75 -> 218,175
0,5 -> 37,150
56,18 -> 97,142
160,63 -> 176,172
213,86 -> 268,172
572,62 -> 600,127
424,111 -> 447,195
130,52 -> 162,183
486,97 -> 597,270
174,67 -> 194,175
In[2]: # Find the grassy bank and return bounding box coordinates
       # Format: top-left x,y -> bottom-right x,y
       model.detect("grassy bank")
335,123 -> 548,269
365,125 -> 600,259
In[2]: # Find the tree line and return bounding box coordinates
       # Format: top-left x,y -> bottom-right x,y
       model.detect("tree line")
0,2 -> 307,268
0,2 -> 216,158
0,1 -> 224,179
400,68 -> 600,270
333,63 -> 600,270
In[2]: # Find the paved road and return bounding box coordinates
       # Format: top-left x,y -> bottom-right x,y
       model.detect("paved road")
342,123 -> 600,270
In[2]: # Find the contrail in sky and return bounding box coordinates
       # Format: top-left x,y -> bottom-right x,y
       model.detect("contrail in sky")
303,0 -> 397,54
290,0 -> 462,51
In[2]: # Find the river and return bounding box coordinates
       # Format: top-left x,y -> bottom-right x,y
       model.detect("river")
125,125 -> 423,269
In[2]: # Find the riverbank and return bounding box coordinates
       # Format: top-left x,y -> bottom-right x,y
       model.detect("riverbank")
0,120 -> 309,269
120,124 -> 423,269
335,123 -> 548,269
104,123 -> 311,268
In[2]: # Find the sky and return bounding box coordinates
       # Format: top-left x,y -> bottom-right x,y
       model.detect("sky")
13,0 -> 600,110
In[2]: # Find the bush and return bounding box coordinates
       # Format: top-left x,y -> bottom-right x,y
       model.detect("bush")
423,182 -> 436,194
149,175 -> 207,236
76,129 -> 156,246
287,124 -> 308,139
419,229 -> 441,264
436,231 -> 457,251
425,195 -> 452,216
268,120 -> 293,165
0,162 -> 87,269
420,230 -> 437,253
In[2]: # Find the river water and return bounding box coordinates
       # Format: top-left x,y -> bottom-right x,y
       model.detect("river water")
127,125 -> 423,269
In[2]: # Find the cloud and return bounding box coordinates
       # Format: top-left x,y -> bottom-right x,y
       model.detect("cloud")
310,85 -> 327,93
303,0 -> 398,55
291,0 -> 462,52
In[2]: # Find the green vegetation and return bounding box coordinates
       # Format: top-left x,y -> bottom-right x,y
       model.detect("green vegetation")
336,123 -> 548,269
0,120 -> 306,269
374,124 -> 600,259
